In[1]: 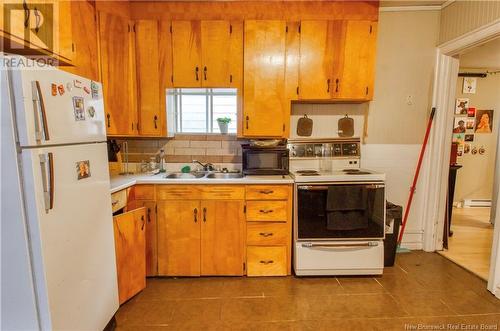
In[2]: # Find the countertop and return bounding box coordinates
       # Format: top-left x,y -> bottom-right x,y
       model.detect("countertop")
110,173 -> 294,193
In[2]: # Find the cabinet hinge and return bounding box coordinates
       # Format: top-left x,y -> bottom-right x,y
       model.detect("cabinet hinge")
283,123 -> 285,132
366,86 -> 369,95
286,25 -> 288,33
229,74 -> 233,83
133,24 -> 136,33
243,262 -> 246,271
298,24 -> 301,33
369,25 -> 373,34
131,123 -> 134,130
296,86 -> 299,95
155,204 -> 157,214
170,24 -> 172,33
244,205 -> 246,213
71,43 -> 75,52
137,122 -> 140,131
230,24 -> 232,34
128,24 -> 130,33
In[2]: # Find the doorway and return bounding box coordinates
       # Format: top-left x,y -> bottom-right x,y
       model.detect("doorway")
438,41 -> 500,280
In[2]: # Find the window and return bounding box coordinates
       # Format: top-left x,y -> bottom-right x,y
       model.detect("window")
167,88 -> 237,134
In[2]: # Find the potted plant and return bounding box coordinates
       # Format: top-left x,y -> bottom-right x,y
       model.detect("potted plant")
216,117 -> 231,134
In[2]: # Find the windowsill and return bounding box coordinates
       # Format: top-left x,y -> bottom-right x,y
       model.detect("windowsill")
174,133 -> 237,137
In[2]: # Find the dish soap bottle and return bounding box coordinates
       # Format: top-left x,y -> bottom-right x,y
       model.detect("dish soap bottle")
159,149 -> 166,173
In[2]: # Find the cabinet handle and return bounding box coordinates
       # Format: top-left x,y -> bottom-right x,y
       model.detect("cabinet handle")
34,7 -> 40,33
141,215 -> 145,230
203,66 -> 207,81
23,0 -> 30,28
106,114 -> 111,128
259,260 -> 274,265
327,79 -> 331,93
335,78 -> 339,93
195,66 -> 199,81
246,116 -> 249,130
259,232 -> 274,237
259,190 -> 274,194
194,208 -> 198,223
259,209 -> 273,214
147,208 -> 151,223
203,207 -> 207,222
154,115 -> 158,129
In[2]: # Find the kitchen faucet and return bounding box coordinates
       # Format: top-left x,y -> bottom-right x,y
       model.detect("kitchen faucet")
192,160 -> 215,171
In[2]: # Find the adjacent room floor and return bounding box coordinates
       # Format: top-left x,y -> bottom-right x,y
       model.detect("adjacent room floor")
115,251 -> 500,330
439,207 -> 494,280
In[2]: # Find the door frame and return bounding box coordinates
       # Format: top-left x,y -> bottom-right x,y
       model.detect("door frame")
422,19 -> 500,297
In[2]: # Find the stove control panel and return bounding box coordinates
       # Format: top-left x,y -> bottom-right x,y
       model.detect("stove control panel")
288,138 -> 360,159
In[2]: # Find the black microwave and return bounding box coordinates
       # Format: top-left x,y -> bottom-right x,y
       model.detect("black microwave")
242,145 -> 289,175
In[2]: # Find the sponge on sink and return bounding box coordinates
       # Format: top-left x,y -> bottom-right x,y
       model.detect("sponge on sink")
181,165 -> 191,173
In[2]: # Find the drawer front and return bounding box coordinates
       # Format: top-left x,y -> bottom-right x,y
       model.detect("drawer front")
111,189 -> 127,213
246,201 -> 287,222
156,185 -> 200,200
245,185 -> 289,200
199,185 -> 244,200
247,246 -> 287,276
246,222 -> 288,245
132,184 -> 155,200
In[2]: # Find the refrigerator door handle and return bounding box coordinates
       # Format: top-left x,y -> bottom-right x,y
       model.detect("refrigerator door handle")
39,152 -> 54,212
31,80 -> 50,142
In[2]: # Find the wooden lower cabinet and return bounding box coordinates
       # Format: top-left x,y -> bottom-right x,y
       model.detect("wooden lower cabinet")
128,200 -> 157,276
113,207 -> 146,304
247,246 -> 287,277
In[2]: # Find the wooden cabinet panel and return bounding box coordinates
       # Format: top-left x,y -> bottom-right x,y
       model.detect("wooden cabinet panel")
245,185 -> 289,200
171,21 -> 202,87
247,246 -> 287,276
157,185 -> 200,200
229,21 -> 244,90
113,207 -> 146,304
61,0 -> 98,81
333,20 -> 377,100
57,1 -> 74,62
246,201 -> 288,222
135,20 -> 161,136
246,222 -> 288,245
201,20 -> 231,87
130,184 -> 156,200
157,200 -> 201,276
199,185 -> 245,200
159,20 -> 173,136
243,20 -> 286,137
201,200 -> 244,275
298,20 -> 334,100
98,12 -> 136,135
284,21 -> 300,135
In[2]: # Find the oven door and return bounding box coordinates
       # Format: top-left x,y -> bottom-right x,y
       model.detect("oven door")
296,182 -> 385,240
242,148 -> 289,175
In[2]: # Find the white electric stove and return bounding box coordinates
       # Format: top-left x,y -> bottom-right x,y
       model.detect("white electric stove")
288,138 -> 386,276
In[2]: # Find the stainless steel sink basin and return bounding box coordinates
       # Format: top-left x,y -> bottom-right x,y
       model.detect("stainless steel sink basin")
164,172 -> 206,179
205,172 -> 243,179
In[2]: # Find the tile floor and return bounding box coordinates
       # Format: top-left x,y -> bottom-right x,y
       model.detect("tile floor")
116,251 -> 500,330
439,207 -> 493,280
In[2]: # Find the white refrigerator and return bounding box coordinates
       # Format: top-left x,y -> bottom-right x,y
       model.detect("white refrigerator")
1,55 -> 119,330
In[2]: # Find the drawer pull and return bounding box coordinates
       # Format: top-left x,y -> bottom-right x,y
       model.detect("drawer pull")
259,190 -> 274,194
259,209 -> 274,214
259,232 -> 274,237
111,200 -> 119,206
259,260 -> 274,265
194,208 -> 198,223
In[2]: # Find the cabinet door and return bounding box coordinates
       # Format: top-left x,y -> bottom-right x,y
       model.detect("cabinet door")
113,208 -> 146,304
98,12 -> 136,135
61,0 -> 98,81
128,200 -> 157,277
243,20 -> 286,137
298,20 -> 334,100
333,20 -> 377,100
157,200 -> 201,276
57,1 -> 74,62
200,20 -> 231,87
135,20 -> 161,136
171,21 -> 202,87
201,200 -> 244,276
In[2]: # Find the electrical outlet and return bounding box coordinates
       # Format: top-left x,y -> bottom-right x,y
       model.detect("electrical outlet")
406,95 -> 414,106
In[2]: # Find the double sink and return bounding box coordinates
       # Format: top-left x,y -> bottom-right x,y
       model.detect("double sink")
164,171 -> 244,180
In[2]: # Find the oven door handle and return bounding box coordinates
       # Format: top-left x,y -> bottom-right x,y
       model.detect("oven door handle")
301,242 -> 379,248
298,184 -> 384,190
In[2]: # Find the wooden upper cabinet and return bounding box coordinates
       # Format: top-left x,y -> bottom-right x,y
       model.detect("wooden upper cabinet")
98,12 -> 137,136
298,20 -> 334,100
332,20 -> 378,100
243,20 -> 287,137
157,200 -> 201,276
201,21 -> 231,87
171,21 -> 202,87
135,20 -> 161,136
201,200 -> 244,276
113,207 -> 146,304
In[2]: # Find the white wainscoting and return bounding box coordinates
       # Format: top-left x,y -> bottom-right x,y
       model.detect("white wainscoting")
361,144 -> 428,250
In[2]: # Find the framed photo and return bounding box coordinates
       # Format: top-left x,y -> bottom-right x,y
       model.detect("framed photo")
464,134 -> 474,142
72,96 -> 85,121
463,77 -> 477,94
467,107 -> 476,118
457,145 -> 464,157
453,117 -> 467,133
76,160 -> 91,180
475,109 -> 494,133
455,98 -> 469,115
464,143 -> 471,154
452,133 -> 464,145
466,119 -> 475,130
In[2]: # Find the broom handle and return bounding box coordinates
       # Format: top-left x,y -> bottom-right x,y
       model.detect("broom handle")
397,107 -> 436,245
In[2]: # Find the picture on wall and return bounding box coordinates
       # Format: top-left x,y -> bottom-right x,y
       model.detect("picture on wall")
452,133 -> 464,145
466,119 -> 475,130
455,98 -> 469,115
457,145 -> 464,157
464,134 -> 474,142
475,109 -> 494,133
464,143 -> 471,154
462,77 -> 477,94
453,117 -> 467,133
467,107 -> 476,118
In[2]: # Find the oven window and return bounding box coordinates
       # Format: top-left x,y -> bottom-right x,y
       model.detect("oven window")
246,153 -> 279,169
297,184 -> 385,239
